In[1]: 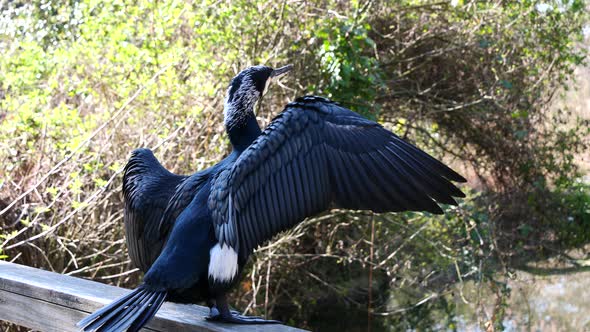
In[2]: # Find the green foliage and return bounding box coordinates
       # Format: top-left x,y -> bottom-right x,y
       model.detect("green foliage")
552,182 -> 590,247
315,18 -> 384,117
0,0 -> 589,331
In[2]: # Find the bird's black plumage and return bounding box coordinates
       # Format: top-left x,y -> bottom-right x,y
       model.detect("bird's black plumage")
122,149 -> 188,272
78,65 -> 466,331
77,286 -> 166,332
211,96 -> 466,260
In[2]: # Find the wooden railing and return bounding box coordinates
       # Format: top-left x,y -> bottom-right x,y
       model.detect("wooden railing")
0,261 -> 306,332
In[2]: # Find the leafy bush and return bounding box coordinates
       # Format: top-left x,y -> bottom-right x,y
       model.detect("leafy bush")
0,0 -> 588,331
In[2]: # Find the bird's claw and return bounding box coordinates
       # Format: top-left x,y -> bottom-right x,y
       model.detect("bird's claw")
206,310 -> 281,324
207,306 -> 221,320
207,307 -> 240,319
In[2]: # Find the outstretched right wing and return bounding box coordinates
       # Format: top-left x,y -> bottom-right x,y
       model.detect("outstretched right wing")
212,96 -> 466,260
122,148 -> 187,272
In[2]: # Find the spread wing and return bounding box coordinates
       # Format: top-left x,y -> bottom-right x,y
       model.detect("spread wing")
213,96 -> 467,260
122,148 -> 189,272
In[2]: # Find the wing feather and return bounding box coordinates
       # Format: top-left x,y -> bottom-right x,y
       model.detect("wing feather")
123,149 -> 214,272
122,149 -> 187,272
212,96 -> 467,259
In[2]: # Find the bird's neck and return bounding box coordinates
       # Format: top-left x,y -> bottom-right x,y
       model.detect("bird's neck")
224,104 -> 261,152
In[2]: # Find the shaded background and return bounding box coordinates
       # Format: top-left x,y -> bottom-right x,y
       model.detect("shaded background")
0,0 -> 589,330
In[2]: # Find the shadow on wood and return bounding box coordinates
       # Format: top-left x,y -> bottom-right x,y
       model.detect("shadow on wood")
0,261 -> 306,332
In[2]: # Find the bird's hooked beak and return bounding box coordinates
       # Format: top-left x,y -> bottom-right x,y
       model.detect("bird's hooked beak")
261,64 -> 293,100
270,64 -> 293,78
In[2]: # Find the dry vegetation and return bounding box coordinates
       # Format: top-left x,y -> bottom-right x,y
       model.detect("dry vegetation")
0,1 -> 589,330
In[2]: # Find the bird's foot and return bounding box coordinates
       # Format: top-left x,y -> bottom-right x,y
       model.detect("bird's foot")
208,294 -> 281,324
206,309 -> 281,324
207,307 -> 241,319
207,306 -> 221,320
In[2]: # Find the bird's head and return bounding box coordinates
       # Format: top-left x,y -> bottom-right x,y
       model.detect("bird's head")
224,64 -> 292,128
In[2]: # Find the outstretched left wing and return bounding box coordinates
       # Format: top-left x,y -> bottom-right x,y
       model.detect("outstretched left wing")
123,149 -> 187,272
212,96 -> 466,260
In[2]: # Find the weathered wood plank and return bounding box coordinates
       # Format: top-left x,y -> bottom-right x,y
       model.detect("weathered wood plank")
0,289 -> 125,332
0,261 -> 306,332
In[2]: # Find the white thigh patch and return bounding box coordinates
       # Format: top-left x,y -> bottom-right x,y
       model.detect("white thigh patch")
208,243 -> 238,282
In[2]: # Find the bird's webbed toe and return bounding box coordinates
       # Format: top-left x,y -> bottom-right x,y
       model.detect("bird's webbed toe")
206,307 -> 242,320
208,295 -> 282,324
208,312 -> 281,324
206,306 -> 221,320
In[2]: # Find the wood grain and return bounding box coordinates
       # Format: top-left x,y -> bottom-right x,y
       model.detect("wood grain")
0,261 -> 307,332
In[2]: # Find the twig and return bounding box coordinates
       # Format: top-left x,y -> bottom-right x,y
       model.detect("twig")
367,214 -> 375,332
376,221 -> 429,268
4,165 -> 123,250
264,250 -> 273,319
0,64 -> 173,217
99,268 -> 140,280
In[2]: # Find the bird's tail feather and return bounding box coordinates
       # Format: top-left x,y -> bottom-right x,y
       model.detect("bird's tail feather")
77,286 -> 166,332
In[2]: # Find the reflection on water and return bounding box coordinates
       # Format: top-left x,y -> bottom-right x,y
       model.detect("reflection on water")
450,268 -> 590,331
309,257 -> 590,331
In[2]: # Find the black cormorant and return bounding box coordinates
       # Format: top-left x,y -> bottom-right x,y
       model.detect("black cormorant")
77,64 -> 466,331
